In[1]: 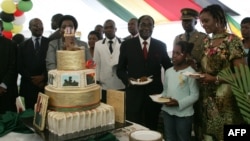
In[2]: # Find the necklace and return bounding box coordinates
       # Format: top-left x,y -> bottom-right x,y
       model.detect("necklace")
209,32 -> 228,47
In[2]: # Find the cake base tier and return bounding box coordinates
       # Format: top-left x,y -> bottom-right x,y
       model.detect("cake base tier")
21,117 -> 132,141
47,103 -> 115,136
45,85 -> 101,112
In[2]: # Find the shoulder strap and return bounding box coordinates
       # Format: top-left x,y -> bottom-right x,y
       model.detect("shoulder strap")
102,38 -> 106,44
116,37 -> 121,44
102,38 -> 121,44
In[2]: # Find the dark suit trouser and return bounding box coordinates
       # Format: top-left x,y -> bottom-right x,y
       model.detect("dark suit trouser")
19,80 -> 44,109
125,87 -> 161,130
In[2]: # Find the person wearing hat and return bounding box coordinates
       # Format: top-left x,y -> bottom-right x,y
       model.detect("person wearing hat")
173,8 -> 207,71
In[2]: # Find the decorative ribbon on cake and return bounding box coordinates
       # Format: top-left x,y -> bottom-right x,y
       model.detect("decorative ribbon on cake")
49,102 -> 100,112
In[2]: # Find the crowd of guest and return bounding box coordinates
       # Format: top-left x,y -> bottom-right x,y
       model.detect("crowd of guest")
0,4 -> 249,141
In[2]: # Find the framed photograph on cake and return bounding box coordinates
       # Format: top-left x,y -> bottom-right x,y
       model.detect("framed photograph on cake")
33,92 -> 49,131
61,74 -> 80,87
85,71 -> 95,86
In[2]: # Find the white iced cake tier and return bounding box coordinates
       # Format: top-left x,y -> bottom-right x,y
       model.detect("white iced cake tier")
47,103 -> 115,136
57,50 -> 85,70
47,69 -> 96,90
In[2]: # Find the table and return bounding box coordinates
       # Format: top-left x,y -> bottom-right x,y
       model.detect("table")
0,121 -> 148,141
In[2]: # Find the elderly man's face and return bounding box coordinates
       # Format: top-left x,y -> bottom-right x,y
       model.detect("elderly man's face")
138,16 -> 154,40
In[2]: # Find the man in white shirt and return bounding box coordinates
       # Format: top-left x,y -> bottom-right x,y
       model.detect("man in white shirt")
94,19 -> 125,102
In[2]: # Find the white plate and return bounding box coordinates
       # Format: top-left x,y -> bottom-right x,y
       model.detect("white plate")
182,72 -> 204,79
149,94 -> 171,104
130,78 -> 153,85
129,130 -> 162,141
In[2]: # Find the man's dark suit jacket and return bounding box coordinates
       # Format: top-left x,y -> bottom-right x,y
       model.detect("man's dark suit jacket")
18,37 -> 49,109
0,36 -> 18,114
117,37 -> 172,87
117,37 -> 172,130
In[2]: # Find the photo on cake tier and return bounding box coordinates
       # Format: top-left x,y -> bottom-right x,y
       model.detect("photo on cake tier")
61,75 -> 80,87
86,72 -> 95,85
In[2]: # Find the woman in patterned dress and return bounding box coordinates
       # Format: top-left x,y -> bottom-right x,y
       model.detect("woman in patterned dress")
197,4 -> 246,141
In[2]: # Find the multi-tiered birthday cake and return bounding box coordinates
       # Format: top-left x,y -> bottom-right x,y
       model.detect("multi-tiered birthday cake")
44,48 -> 114,136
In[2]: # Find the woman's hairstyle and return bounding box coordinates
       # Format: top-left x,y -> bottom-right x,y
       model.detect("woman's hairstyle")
175,41 -> 194,55
88,30 -> 102,40
200,4 -> 227,29
241,17 -> 250,24
58,15 -> 78,30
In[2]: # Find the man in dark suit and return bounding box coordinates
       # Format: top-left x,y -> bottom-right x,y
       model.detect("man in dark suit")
0,20 -> 18,114
117,15 -> 172,130
18,18 -> 49,109
48,13 -> 63,41
123,18 -> 139,41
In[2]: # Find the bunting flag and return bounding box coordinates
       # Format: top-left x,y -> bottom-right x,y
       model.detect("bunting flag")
115,0 -> 169,24
96,0 -> 242,39
144,0 -> 202,21
97,0 -> 136,22
226,14 -> 242,39
96,0 -> 239,25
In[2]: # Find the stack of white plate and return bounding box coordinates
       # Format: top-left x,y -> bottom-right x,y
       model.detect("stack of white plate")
129,130 -> 163,141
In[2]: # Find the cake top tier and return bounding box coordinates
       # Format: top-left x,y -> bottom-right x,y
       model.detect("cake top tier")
57,50 -> 85,70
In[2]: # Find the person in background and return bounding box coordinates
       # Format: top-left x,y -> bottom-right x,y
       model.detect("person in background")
87,30 -> 101,57
94,24 -> 104,40
123,18 -> 139,41
48,13 -> 63,41
173,8 -> 207,71
159,41 -> 199,141
46,15 -> 92,71
117,15 -> 172,130
12,33 -> 25,46
240,17 -> 250,67
197,4 -> 246,141
93,19 -> 125,103
0,20 -> 18,114
18,18 -> 49,109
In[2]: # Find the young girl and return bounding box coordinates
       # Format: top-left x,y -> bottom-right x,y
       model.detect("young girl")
160,41 -> 199,141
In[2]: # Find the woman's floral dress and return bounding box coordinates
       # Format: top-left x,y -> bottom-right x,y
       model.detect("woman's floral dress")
198,33 -> 245,141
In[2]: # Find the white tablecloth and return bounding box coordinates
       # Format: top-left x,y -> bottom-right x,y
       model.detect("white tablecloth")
0,121 -> 148,141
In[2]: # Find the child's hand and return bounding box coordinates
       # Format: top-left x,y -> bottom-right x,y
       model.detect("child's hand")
164,98 -> 179,106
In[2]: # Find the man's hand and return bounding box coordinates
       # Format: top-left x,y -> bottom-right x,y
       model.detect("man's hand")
0,86 -> 7,95
31,75 -> 45,87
